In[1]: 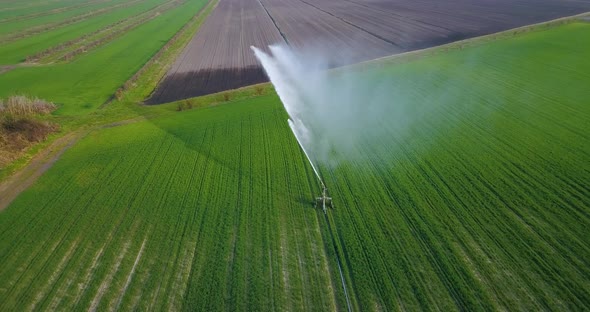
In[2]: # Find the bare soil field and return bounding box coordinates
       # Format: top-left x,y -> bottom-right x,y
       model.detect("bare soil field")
148,0 -> 590,104
147,0 -> 285,104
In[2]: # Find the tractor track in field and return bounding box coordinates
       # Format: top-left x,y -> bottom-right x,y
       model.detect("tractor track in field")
0,65 -> 15,75
0,63 -> 51,76
322,211 -> 353,312
295,144 -> 353,310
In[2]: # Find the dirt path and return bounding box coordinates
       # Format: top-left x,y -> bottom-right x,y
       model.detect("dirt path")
0,63 -> 52,76
0,131 -> 85,211
0,65 -> 16,75
0,117 -> 145,212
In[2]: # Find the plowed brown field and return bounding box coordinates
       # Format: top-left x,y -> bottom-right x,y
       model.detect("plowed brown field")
147,0 -> 590,104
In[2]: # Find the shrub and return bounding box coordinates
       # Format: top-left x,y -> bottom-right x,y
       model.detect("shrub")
2,117 -> 59,142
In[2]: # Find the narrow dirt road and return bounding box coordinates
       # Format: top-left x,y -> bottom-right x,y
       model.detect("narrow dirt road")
0,117 -> 144,211
0,131 -> 84,211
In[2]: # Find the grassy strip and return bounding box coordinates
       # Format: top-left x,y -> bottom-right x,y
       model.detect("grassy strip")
0,0 -> 110,24
0,0 -> 141,44
0,0 -> 125,36
57,0 -> 185,63
0,0 -> 83,19
0,20 -> 588,311
0,0 -> 168,65
26,0 -> 184,64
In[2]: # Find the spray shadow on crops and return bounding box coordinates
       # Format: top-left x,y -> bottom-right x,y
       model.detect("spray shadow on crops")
129,102 -> 240,173
131,97 -> 328,208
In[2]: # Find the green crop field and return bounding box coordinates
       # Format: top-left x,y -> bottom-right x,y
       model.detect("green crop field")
0,0 -> 209,115
0,21 -> 588,311
0,0 -> 129,36
0,97 -> 341,311
0,0 -> 172,64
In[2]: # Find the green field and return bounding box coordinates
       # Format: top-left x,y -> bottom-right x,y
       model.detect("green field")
0,0 -> 208,115
0,22 -> 588,310
0,0 -> 145,23
0,0 -> 171,64
0,0 -> 129,36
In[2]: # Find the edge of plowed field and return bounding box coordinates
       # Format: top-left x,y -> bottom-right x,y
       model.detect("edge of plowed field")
345,11 -> 590,71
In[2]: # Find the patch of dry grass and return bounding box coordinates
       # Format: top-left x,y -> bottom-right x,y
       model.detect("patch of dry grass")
0,96 -> 59,167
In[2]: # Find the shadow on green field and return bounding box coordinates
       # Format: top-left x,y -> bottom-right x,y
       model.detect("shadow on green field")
128,92 -> 285,177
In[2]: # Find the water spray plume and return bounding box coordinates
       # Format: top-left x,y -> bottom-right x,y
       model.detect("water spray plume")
251,45 -> 320,176
288,119 -> 323,187
254,45 -> 353,311
251,44 -> 389,167
252,45 -> 332,211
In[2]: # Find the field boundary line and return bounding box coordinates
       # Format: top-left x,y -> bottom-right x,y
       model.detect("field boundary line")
346,11 -> 590,70
140,0 -> 220,103
296,0 -> 401,49
100,0 -> 219,109
256,0 -> 289,45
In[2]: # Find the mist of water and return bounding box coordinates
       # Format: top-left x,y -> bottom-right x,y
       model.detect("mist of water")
251,44 -> 441,169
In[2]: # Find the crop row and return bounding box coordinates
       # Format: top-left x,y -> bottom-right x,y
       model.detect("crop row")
0,0 -> 130,37
0,0 -> 94,19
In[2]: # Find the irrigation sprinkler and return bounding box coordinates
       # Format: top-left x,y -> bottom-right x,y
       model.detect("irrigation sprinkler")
315,185 -> 333,213
288,120 -> 333,213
